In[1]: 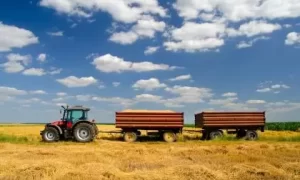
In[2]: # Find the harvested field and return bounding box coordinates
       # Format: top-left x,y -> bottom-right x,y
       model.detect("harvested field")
0,124 -> 300,180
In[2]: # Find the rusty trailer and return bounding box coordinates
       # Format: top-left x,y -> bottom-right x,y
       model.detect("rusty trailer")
115,110 -> 184,142
194,111 -> 266,140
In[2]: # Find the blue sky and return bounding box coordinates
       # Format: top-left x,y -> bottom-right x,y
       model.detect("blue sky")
0,0 -> 300,123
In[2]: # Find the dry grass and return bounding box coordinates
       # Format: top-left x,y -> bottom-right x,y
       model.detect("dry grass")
0,124 -> 299,180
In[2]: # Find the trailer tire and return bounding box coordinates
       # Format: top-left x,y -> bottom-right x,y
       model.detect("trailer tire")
163,132 -> 176,142
245,130 -> 258,141
73,123 -> 95,142
123,132 -> 137,142
42,127 -> 60,142
209,130 -> 223,140
236,129 -> 247,139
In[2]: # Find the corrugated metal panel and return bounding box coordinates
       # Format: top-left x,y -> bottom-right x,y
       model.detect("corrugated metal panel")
115,112 -> 184,129
195,111 -> 265,128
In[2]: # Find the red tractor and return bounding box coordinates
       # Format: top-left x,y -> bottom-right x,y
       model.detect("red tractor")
40,105 -> 99,142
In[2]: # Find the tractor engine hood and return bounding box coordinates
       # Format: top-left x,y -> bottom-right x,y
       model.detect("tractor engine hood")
49,120 -> 64,126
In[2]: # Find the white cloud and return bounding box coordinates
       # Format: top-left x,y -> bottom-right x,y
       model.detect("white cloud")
0,86 -> 27,102
22,68 -> 46,76
228,21 -> 281,37
169,74 -> 191,81
92,96 -> 134,107
256,88 -> 271,93
109,32 -> 138,45
164,22 -> 225,52
165,85 -> 213,103
48,67 -> 62,75
144,46 -> 159,55
133,78 -> 166,91
109,17 -> 166,44
257,83 -> 290,93
56,76 -> 97,87
0,22 -> 38,52
222,92 -> 237,97
112,82 -> 120,87
135,94 -> 162,102
0,53 -> 31,73
37,53 -> 46,62
173,0 -> 300,22
285,32 -> 300,45
47,31 -> 63,36
39,0 -> 166,23
76,95 -> 91,101
283,24 -> 292,28
237,36 -> 270,49
30,90 -> 47,95
92,54 -> 178,73
246,100 -> 266,104
209,97 -> 238,105
56,92 -> 67,96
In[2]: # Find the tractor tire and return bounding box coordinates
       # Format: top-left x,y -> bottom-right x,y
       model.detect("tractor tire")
163,132 -> 176,142
123,132 -> 137,142
41,127 -> 60,142
209,130 -> 223,140
245,130 -> 258,141
73,123 -> 95,142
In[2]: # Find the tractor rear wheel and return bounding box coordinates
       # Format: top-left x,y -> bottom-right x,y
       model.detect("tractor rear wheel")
42,127 -> 59,142
73,123 -> 95,142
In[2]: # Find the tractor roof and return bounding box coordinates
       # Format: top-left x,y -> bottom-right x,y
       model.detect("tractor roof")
67,105 -> 90,111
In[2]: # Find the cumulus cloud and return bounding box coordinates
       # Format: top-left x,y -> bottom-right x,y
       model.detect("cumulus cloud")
256,83 -> 290,93
40,0 -> 166,22
91,54 -> 178,73
30,90 -> 47,95
135,94 -> 162,102
47,31 -> 63,36
227,21 -> 281,37
22,68 -> 46,76
37,53 -> 46,62
0,22 -> 38,52
0,53 -> 31,73
109,17 -> 166,44
56,76 -> 97,87
237,36 -> 270,49
133,78 -> 166,91
144,46 -> 159,55
169,74 -> 191,81
285,32 -> 300,45
56,92 -> 67,96
164,22 -> 225,52
246,100 -> 266,104
222,92 -> 237,97
48,67 -> 62,75
173,0 -> 300,22
0,86 -> 27,102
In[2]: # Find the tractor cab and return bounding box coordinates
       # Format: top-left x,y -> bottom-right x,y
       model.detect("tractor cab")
60,105 -> 91,128
41,105 -> 98,143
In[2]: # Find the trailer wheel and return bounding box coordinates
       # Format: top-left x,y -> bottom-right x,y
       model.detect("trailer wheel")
245,130 -> 258,141
209,130 -> 223,140
123,132 -> 137,142
236,129 -> 247,139
163,132 -> 176,142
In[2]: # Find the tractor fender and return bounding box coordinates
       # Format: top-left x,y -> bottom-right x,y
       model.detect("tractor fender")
46,124 -> 63,134
72,120 -> 94,130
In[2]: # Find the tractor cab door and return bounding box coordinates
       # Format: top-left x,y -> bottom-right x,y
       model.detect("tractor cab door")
66,110 -> 85,128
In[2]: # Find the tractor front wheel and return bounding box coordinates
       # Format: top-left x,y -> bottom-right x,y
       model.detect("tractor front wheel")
73,123 -> 95,142
41,127 -> 59,142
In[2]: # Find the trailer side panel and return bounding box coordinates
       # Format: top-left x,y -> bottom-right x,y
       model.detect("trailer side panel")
115,112 -> 184,130
195,111 -> 265,129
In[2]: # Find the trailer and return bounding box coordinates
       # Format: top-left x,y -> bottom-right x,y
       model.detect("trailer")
113,110 -> 184,142
194,111 -> 266,140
